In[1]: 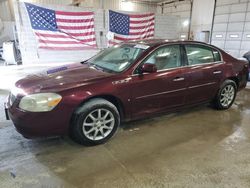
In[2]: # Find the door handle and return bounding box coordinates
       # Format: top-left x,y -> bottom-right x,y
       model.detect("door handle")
213,70 -> 222,74
173,77 -> 185,82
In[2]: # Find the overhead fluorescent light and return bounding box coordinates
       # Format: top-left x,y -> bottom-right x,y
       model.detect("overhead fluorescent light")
230,34 -> 239,38
246,34 -> 250,38
180,34 -> 186,39
121,0 -> 134,11
215,34 -> 223,38
182,20 -> 189,27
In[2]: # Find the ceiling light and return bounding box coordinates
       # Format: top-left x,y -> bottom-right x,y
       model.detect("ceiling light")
182,20 -> 189,27
121,0 -> 134,11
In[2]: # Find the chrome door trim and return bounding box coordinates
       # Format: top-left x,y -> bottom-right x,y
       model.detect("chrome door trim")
213,70 -> 222,74
136,88 -> 187,100
188,82 -> 217,89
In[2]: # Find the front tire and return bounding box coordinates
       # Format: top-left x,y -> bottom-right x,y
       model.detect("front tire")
71,98 -> 120,146
214,80 -> 237,110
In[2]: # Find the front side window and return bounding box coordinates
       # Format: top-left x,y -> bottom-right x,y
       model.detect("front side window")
185,45 -> 215,65
87,44 -> 145,73
140,45 -> 181,71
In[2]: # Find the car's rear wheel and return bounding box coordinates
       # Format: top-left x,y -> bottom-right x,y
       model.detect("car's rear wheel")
71,98 -> 120,146
214,80 -> 237,110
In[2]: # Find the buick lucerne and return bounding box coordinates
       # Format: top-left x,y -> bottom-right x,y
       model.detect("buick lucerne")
5,40 -> 249,145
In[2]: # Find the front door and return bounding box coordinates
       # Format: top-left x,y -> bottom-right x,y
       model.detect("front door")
130,45 -> 188,119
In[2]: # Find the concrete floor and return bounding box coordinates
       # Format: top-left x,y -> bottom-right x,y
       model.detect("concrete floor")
1,89 -> 250,188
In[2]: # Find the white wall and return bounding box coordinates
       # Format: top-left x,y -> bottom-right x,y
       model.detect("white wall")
0,0 -> 15,45
191,0 -> 215,33
0,0 -> 13,21
0,21 -> 15,44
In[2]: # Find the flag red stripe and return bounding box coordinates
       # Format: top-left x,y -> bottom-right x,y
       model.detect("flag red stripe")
129,28 -> 155,35
129,13 -> 154,18
35,32 -> 96,38
108,41 -> 118,45
56,11 -> 93,16
130,17 -> 155,24
56,18 -> 94,23
114,34 -> 154,41
38,38 -> 96,44
130,22 -> 155,30
58,24 -> 94,30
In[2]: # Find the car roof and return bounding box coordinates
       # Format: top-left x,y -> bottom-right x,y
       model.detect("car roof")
125,39 -> 215,49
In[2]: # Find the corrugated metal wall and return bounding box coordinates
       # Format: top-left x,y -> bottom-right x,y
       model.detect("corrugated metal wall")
13,0 -> 179,64
0,0 -> 12,21
211,0 -> 250,58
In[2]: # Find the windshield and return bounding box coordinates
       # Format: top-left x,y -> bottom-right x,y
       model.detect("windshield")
87,44 -> 146,73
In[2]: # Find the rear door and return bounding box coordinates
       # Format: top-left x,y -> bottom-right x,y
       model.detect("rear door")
184,44 -> 224,104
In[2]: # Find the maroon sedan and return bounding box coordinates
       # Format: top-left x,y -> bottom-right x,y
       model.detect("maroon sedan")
5,40 -> 249,145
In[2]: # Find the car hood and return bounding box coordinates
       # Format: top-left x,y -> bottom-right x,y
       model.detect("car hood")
15,63 -> 113,94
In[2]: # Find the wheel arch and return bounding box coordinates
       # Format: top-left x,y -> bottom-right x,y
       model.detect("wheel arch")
226,76 -> 239,89
71,94 -> 125,123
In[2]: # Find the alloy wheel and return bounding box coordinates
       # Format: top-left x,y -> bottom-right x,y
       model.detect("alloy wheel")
220,85 -> 235,108
82,109 -> 115,141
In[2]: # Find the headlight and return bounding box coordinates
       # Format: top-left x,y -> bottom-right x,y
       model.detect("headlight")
19,93 -> 62,112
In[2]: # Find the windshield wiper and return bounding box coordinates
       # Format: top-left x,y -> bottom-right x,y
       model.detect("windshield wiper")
80,60 -> 89,64
89,63 -> 116,74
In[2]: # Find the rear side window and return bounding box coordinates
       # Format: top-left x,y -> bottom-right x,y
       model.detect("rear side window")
185,45 -> 214,65
213,50 -> 221,62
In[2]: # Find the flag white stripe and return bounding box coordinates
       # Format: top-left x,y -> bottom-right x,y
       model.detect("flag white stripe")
39,42 -> 96,48
35,30 -> 94,35
114,31 -> 155,38
130,25 -> 155,32
112,36 -> 154,44
37,35 -> 96,41
130,21 -> 155,28
57,21 -> 94,27
58,28 -> 94,34
130,15 -> 155,22
55,15 -> 94,20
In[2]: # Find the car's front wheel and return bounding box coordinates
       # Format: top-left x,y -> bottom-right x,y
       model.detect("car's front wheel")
71,98 -> 120,146
214,80 -> 237,110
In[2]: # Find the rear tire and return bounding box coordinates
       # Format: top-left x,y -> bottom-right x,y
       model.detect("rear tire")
71,98 -> 120,146
213,80 -> 237,110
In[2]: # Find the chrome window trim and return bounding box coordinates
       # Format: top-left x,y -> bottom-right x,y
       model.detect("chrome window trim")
184,44 -> 223,66
131,43 -> 182,76
131,42 -> 224,77
131,61 -> 225,77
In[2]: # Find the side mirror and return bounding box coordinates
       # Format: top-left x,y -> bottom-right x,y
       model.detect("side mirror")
140,63 -> 157,74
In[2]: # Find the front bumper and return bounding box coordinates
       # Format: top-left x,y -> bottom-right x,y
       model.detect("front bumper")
5,98 -> 71,138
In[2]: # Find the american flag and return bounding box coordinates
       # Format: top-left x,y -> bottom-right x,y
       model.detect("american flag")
108,10 -> 155,45
25,3 -> 97,50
